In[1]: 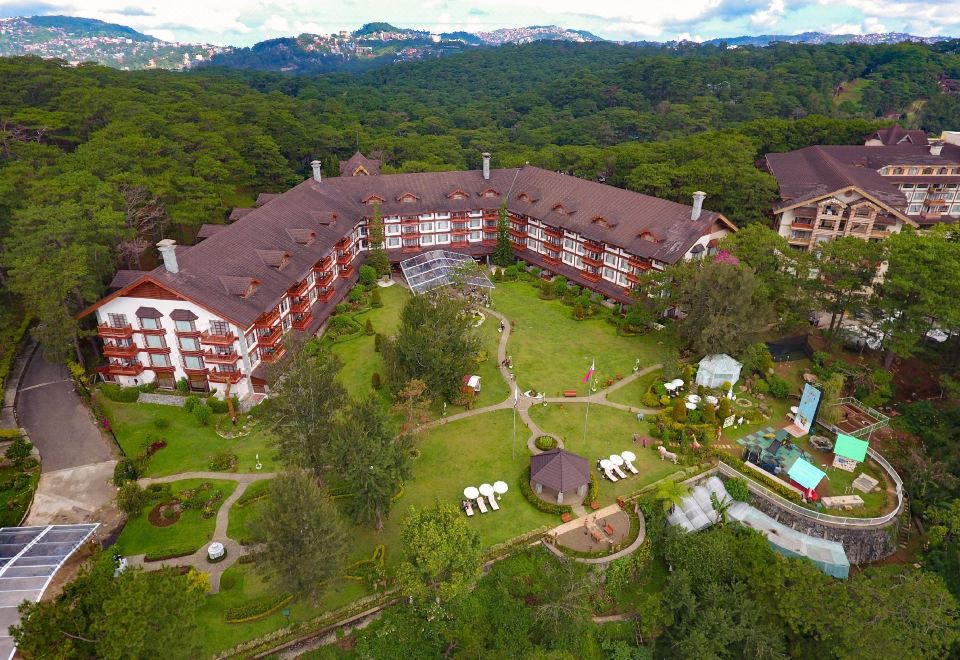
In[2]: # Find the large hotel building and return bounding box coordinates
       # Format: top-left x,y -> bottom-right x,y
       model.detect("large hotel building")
78,152 -> 735,402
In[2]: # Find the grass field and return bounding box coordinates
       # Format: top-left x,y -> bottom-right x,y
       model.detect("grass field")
491,281 -> 676,397
528,404 -> 683,504
226,479 -> 271,544
100,398 -> 277,476
114,478 -> 236,557
606,369 -> 664,408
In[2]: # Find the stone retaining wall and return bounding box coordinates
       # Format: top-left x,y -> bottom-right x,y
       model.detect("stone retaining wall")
749,495 -> 899,564
137,393 -> 188,407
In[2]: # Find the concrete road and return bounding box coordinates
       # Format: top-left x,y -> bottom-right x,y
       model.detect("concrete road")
18,351 -> 114,472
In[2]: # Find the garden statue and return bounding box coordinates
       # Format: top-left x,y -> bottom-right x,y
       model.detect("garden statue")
633,358 -> 640,372
658,445 -> 679,464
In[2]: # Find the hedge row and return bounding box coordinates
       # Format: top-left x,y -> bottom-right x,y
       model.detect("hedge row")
99,383 -> 141,403
0,316 -> 31,394
518,466 -> 572,516
715,452 -> 804,504
144,546 -> 198,562
0,429 -> 23,440
225,593 -> 294,624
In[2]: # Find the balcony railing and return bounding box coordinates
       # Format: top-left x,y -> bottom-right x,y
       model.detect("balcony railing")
254,308 -> 280,328
584,239 -> 604,252
340,264 -> 356,277
260,346 -> 286,364
209,369 -> 244,384
626,271 -> 640,284
336,236 -> 352,250
102,343 -> 140,359
203,350 -> 240,364
174,326 -> 201,338
337,250 -> 353,265
581,253 -> 603,267
256,326 -> 282,348
292,314 -> 313,332
98,323 -> 134,339
628,256 -> 651,271
509,227 -> 527,238
288,279 -> 309,297
580,269 -> 601,282
200,330 -> 237,346
290,298 -> 310,314
543,255 -> 561,266
313,255 -> 333,272
543,226 -> 563,239
97,362 -> 144,377
317,288 -> 336,304
315,271 -> 334,288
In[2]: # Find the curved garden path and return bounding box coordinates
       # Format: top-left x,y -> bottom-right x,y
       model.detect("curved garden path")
127,470 -> 276,593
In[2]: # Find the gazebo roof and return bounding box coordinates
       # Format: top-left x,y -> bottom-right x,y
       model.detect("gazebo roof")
787,457 -> 826,491
530,449 -> 590,492
698,353 -> 742,372
834,434 -> 868,462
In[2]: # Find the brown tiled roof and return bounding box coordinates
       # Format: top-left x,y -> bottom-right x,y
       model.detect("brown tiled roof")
866,126 -> 928,146
339,151 -> 381,177
135,306 -> 162,319
197,224 -> 227,239
170,309 -> 198,321
91,165 -> 730,329
255,193 -> 280,207
108,270 -> 145,289
228,208 -> 253,222
530,449 -> 590,492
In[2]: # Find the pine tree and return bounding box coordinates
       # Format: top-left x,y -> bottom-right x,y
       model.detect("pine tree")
672,399 -> 688,422
366,201 -> 391,277
492,200 -> 514,267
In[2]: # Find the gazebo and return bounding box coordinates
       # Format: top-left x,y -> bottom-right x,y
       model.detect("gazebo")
530,449 -> 590,505
695,354 -> 743,390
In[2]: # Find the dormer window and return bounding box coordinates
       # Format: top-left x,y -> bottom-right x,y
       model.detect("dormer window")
287,229 -> 316,245
219,276 -> 260,298
518,192 -> 530,202
552,204 -> 567,215
591,216 -> 610,228
257,250 -> 292,270
447,189 -> 469,200
480,188 -> 499,199
639,231 -> 658,243
397,192 -> 420,203
362,194 -> 386,205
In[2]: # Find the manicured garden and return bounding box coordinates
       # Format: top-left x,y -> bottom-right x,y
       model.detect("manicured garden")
528,404 -> 683,503
114,478 -> 236,559
99,398 -> 276,477
491,281 -> 676,396
605,368 -> 664,408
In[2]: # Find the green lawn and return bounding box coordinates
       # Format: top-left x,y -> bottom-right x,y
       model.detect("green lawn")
115,478 -> 236,557
528,404 -> 683,503
345,408 -> 556,570
101,398 -> 277,477
605,369 -> 663,408
330,284 -> 409,399
226,479 -> 272,544
491,281 -> 676,397
195,563 -> 367,657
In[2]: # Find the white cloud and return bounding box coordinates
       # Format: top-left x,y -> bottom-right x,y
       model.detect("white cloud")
750,0 -> 786,30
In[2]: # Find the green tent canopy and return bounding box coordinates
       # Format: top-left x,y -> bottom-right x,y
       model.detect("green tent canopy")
787,457 -> 826,491
833,434 -> 868,463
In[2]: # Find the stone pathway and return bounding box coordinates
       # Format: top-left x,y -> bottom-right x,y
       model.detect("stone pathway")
128,471 -> 276,593
542,503 -> 647,565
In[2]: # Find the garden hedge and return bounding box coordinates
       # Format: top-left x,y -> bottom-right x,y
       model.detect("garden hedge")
518,466 -> 572,516
0,429 -> 23,440
225,594 -> 295,623
99,383 -> 141,403
0,316 -> 31,394
534,435 -> 557,451
144,545 -> 198,562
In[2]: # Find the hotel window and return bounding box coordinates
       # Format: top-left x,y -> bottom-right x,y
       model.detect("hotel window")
908,204 -> 921,214
145,335 -> 165,349
421,235 -> 434,245
387,237 -> 401,248
604,253 -> 617,265
139,316 -> 161,330
150,354 -> 171,367
210,320 -> 230,336
420,222 -> 434,233
908,167 -> 918,175
564,238 -> 576,250
108,313 -> 128,328
307,271 -> 316,285
183,355 -> 204,370
436,220 -> 450,231
385,224 -> 400,235
603,268 -> 615,281
179,337 -> 200,352
469,231 -> 482,241
283,316 -> 292,332
469,219 -> 482,229
174,319 -> 195,332
245,332 -> 256,349
618,257 -> 628,270
436,233 -> 450,244
562,252 -> 575,265
280,298 -> 289,313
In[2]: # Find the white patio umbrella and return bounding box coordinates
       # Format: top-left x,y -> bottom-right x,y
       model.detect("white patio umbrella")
621,450 -> 636,462
664,382 -> 677,392
478,483 -> 495,497
463,486 -> 479,500
493,481 -> 508,495
686,394 -> 701,404
599,459 -> 614,471
685,401 -> 697,410
609,454 -> 624,466
671,378 -> 685,388
705,395 -> 719,405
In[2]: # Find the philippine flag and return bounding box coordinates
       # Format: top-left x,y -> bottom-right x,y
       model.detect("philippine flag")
582,359 -> 595,384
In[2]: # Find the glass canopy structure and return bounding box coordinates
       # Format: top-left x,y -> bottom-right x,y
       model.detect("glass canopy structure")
399,250 -> 493,295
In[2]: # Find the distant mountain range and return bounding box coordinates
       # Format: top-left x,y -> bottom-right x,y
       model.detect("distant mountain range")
0,16 -> 955,73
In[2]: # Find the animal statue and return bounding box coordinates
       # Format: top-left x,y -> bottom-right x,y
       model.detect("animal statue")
691,437 -> 702,450
658,445 -> 678,464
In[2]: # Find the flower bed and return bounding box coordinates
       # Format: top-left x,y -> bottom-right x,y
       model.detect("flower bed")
147,501 -> 181,528
534,435 -> 557,451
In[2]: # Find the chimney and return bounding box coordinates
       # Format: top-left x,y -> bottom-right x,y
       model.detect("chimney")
691,191 -> 706,220
482,152 -> 491,181
930,142 -> 943,156
310,159 -> 322,183
157,239 -> 179,274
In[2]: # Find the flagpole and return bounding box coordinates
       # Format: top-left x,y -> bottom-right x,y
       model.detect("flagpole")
582,359 -> 593,443
512,385 -> 518,460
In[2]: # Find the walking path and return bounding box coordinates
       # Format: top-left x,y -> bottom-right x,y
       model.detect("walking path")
128,471 -> 277,593
541,503 -> 647,564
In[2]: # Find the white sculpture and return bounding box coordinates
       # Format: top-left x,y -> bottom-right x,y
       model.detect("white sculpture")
658,445 -> 679,464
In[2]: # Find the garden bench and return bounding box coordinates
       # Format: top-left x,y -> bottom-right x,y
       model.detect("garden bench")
563,390 -> 578,397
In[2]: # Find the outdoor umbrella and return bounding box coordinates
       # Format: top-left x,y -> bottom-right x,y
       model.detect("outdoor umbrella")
493,481 -> 508,495
685,401 -> 697,410
621,450 -> 636,462
686,394 -> 701,404
705,395 -> 719,405
671,379 -> 685,388
599,459 -> 614,471
464,486 -> 480,500
479,483 -> 494,497
609,454 -> 624,466
664,382 -> 677,392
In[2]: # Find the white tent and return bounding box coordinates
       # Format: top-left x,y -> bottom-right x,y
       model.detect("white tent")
695,353 -> 743,389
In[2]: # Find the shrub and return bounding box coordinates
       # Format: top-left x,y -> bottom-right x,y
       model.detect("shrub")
529,266 -> 541,278
589,471 -> 600,504
224,594 -> 295,623
193,403 -> 212,426
4,437 -> 32,469
145,483 -> 173,501
176,378 -> 189,393
725,477 -> 750,501
371,286 -> 383,307
552,275 -> 567,297
653,382 -> 667,397
672,399 -> 688,422
518,467 -> 572,515
113,458 -> 139,486
0,429 -> 21,440
687,409 -> 702,424
207,397 -> 238,414
117,482 -> 149,516
359,265 -> 377,286
659,395 -> 670,407
752,379 -> 770,395
371,372 -> 382,390
152,417 -> 170,430
703,403 -> 717,424
364,319 -> 375,335
534,436 -> 557,451
183,395 -> 200,413
144,546 -> 197,562
573,303 -> 586,320
503,265 -> 518,280
138,382 -> 157,393
539,279 -> 553,298
208,452 -> 237,472
99,384 -> 140,403
767,376 -> 790,399
515,261 -> 527,273
718,398 -> 732,420
348,287 -> 365,304
642,392 -> 661,408
334,303 -> 349,315
374,332 -> 384,353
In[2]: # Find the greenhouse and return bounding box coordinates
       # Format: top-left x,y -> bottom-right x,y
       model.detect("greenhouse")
399,250 -> 494,295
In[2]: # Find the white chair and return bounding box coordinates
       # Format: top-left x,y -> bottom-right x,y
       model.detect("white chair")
476,497 -> 488,513
613,465 -> 628,479
603,468 -> 619,482
624,460 -> 639,475
464,501 -> 475,517
487,495 -> 499,511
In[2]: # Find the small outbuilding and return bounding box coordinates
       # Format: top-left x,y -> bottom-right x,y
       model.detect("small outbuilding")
530,449 -> 590,505
695,353 -> 743,390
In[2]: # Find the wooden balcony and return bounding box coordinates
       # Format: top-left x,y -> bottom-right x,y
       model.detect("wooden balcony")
203,350 -> 240,364
511,240 -> 526,251
102,343 -> 140,359
581,253 -> 603,267
209,369 -> 244,384
543,255 -> 561,267
138,326 -> 167,336
98,323 -> 134,339
260,346 -> 286,364
97,362 -> 144,377
183,365 -> 208,376
290,297 -> 310,314
336,236 -> 352,250
400,217 -> 420,226
792,220 -> 815,229
509,227 -> 528,238
142,345 -> 172,355
340,264 -> 356,278
627,256 -> 651,271
544,242 -> 562,254
317,288 -> 336,304
288,279 -> 309,297
580,269 -> 602,283
544,226 -> 564,239
146,364 -> 175,373
313,255 -> 333,272
174,326 -> 201,338
292,314 -> 313,332
315,271 -> 334,288
255,308 -> 280,328
626,271 -> 640,284
337,250 -> 353,265
256,326 -> 282,348
200,330 -> 237,346
584,239 -> 604,252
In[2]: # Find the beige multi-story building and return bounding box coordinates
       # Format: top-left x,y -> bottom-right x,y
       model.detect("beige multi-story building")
766,127 -> 960,251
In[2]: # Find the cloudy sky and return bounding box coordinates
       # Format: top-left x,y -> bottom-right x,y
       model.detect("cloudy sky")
1,0 -> 958,45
